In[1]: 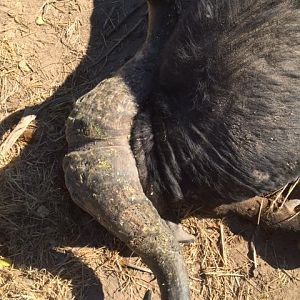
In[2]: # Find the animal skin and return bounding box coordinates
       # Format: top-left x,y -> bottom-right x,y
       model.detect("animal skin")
63,1 -> 300,299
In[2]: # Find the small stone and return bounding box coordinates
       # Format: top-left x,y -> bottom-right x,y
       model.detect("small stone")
35,15 -> 45,25
18,60 -> 31,73
36,205 -> 50,218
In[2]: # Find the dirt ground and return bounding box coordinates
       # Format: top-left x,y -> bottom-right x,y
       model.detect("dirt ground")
0,1 -> 299,299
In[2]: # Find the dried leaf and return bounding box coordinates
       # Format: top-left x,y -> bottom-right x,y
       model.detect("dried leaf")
0,257 -> 11,269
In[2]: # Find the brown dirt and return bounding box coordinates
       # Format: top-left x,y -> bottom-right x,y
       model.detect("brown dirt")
0,1 -> 299,299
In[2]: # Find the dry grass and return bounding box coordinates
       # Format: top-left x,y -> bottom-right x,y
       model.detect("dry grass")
0,1 -> 299,299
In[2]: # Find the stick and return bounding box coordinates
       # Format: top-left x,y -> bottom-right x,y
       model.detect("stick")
124,262 -> 153,274
279,177 -> 300,209
249,226 -> 259,277
219,223 -> 227,266
0,108 -> 36,160
270,183 -> 288,210
257,198 -> 264,225
121,259 -> 153,274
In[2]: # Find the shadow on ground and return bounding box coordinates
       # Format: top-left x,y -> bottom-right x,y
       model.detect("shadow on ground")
0,1 -> 147,299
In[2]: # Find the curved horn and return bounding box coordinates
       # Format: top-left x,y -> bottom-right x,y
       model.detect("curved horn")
64,1 -> 190,299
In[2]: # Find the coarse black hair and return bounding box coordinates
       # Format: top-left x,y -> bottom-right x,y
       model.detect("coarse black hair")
131,0 -> 300,211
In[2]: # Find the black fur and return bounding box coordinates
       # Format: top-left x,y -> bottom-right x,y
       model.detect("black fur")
131,0 -> 300,210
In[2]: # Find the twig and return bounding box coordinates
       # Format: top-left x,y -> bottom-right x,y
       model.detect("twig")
123,262 -> 153,274
270,183 -> 288,210
281,269 -> 300,282
125,262 -> 153,274
0,108 -> 36,160
249,226 -> 259,277
219,223 -> 227,266
279,177 -> 300,209
281,210 -> 300,222
249,204 -> 262,278
200,272 -> 245,277
257,198 -> 264,225
249,240 -> 258,275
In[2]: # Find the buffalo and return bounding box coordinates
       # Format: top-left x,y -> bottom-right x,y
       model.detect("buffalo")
63,1 -> 300,299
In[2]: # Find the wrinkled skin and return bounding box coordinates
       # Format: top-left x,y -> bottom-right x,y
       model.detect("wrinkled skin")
64,1 -> 300,299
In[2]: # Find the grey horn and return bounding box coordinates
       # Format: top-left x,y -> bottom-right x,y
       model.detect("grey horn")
63,1 -> 190,299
